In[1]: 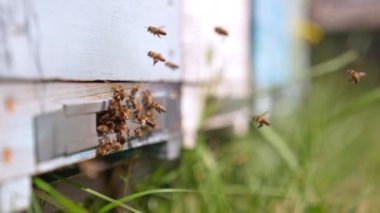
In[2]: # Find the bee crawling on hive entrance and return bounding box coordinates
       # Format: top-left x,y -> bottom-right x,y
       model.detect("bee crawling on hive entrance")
252,111 -> 270,128
165,61 -> 179,71
95,84 -> 167,157
147,51 -> 166,65
146,26 -> 167,38
347,69 -> 366,84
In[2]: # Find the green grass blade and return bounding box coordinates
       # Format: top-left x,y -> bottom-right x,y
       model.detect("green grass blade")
84,188 -> 142,213
98,189 -> 215,213
33,178 -> 88,213
310,50 -> 359,77
328,88 -> 380,124
258,127 -> 299,171
48,174 -> 141,213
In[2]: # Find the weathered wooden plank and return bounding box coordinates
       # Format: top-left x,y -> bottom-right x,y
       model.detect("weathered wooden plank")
0,0 -> 181,81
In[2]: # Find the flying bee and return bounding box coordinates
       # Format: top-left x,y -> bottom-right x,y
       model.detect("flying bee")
347,69 -> 366,84
252,111 -> 270,128
147,51 -> 165,65
146,26 -> 167,38
96,125 -> 109,135
134,127 -> 144,138
152,101 -> 167,113
214,26 -> 228,37
165,61 -> 179,70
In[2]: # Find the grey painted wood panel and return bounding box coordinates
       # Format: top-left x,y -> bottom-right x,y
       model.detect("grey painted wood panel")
0,0 -> 181,81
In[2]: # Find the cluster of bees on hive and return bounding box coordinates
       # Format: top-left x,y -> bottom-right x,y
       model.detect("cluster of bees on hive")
96,84 -> 166,157
94,25 -> 230,156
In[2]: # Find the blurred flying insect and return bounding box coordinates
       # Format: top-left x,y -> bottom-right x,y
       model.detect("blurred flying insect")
347,69 -> 366,84
146,26 -> 167,38
214,26 -> 228,37
165,61 -> 179,70
147,51 -> 166,65
252,111 -> 270,128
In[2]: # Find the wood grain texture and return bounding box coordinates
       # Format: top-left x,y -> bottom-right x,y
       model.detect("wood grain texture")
0,0 -> 181,81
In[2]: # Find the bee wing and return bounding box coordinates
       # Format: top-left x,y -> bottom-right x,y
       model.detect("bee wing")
358,72 -> 366,77
158,25 -> 166,29
260,111 -> 269,116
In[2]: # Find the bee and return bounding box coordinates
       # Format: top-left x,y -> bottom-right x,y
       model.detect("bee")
165,61 -> 179,70
122,105 -> 131,120
111,84 -> 126,100
146,118 -> 157,128
109,100 -> 120,114
96,125 -> 110,135
106,121 -> 115,133
136,114 -> 156,128
347,69 -> 366,84
117,133 -> 128,145
214,26 -> 228,37
118,122 -> 129,139
147,51 -> 166,65
252,111 -> 270,128
96,146 -> 108,157
98,137 -> 110,146
96,138 -> 112,157
142,90 -> 154,108
130,84 -> 140,97
152,101 -> 167,113
112,141 -> 123,152
98,112 -> 111,124
129,96 -> 138,109
134,127 -> 144,138
136,115 -> 148,127
146,26 -> 167,38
